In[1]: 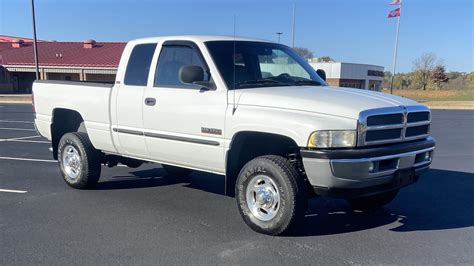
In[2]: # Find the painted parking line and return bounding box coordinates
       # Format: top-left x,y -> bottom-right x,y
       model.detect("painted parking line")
0,156 -> 57,163
3,139 -> 51,144
0,189 -> 28,194
0,135 -> 50,143
0,120 -> 34,124
0,156 -> 129,167
0,128 -> 36,131
0,135 -> 40,141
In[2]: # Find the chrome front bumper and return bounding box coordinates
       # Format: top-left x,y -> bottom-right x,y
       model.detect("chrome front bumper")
300,137 -> 435,198
329,147 -> 434,180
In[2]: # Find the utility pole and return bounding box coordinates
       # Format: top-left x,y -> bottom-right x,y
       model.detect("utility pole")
30,0 -> 40,82
276,32 -> 283,43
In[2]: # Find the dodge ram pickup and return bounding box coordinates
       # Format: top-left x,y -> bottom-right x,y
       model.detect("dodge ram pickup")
33,35 -> 435,235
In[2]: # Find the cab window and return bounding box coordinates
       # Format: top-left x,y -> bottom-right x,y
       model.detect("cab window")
154,45 -> 209,87
124,43 -> 157,86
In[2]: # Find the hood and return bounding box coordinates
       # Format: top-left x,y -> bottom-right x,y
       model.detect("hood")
234,86 -> 421,119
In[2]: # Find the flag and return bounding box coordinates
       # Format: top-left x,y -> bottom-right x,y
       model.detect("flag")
390,0 -> 401,5
388,8 -> 401,18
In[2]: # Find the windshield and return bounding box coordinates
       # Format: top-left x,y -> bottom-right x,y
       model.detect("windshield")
205,41 -> 327,89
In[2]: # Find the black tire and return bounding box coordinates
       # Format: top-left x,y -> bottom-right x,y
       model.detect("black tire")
348,189 -> 399,212
236,155 -> 308,235
162,164 -> 193,177
57,132 -> 101,189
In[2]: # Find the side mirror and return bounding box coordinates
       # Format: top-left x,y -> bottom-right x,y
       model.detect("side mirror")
316,69 -> 327,81
179,65 -> 204,84
179,65 -> 216,91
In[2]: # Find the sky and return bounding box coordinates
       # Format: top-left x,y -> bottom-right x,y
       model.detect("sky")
0,0 -> 472,73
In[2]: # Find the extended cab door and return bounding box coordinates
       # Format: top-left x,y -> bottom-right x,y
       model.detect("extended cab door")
112,42 -> 157,157
142,41 -> 227,173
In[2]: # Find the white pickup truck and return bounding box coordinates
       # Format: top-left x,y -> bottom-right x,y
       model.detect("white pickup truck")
33,35 -> 435,235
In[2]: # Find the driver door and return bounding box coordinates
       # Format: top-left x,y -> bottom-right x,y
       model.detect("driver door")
142,41 -> 227,173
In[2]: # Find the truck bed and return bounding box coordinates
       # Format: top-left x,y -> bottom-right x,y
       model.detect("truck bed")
33,80 -> 116,153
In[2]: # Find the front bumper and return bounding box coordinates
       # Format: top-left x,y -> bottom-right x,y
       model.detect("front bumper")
301,137 -> 435,199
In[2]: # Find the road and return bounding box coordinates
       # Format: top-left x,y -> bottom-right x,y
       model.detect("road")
1,104 -> 473,265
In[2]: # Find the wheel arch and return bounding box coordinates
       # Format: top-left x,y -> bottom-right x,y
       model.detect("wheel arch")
51,108 -> 87,159
225,130 -> 302,196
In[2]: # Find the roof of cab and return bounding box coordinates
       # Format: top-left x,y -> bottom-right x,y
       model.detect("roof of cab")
130,35 -> 271,44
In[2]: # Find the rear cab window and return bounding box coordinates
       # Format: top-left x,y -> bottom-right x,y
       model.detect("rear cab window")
124,43 -> 157,86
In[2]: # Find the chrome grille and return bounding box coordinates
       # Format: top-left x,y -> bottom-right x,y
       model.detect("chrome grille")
357,106 -> 431,146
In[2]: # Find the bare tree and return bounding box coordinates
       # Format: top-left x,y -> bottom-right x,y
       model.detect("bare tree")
412,53 -> 437,90
293,47 -> 314,60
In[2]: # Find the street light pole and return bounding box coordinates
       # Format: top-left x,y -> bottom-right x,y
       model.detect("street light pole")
276,32 -> 283,43
30,0 -> 40,81
291,3 -> 296,48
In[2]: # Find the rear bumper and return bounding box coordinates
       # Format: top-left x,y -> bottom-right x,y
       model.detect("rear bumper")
301,137 -> 435,198
33,114 -> 51,140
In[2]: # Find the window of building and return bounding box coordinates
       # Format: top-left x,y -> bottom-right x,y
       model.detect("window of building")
367,70 -> 384,77
154,45 -> 208,87
0,67 -> 6,83
341,82 -> 362,89
124,43 -> 157,86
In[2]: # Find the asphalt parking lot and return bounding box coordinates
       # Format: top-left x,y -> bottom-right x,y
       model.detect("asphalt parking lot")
1,103 -> 473,265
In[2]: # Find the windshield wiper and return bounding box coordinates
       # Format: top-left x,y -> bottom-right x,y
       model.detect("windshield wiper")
293,80 -> 322,86
234,79 -> 291,88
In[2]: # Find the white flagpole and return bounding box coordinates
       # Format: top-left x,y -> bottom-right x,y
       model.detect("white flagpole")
390,2 -> 402,94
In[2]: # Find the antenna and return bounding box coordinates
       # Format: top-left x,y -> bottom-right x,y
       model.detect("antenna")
232,14 -> 237,115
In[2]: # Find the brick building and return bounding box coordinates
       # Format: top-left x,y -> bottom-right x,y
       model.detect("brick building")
0,35 -> 125,93
309,61 -> 384,91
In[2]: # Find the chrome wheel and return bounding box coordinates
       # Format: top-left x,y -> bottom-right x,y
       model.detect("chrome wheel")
245,175 -> 280,221
62,145 -> 82,180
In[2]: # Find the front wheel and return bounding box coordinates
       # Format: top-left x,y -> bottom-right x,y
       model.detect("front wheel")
348,189 -> 399,212
236,155 -> 307,235
58,132 -> 101,189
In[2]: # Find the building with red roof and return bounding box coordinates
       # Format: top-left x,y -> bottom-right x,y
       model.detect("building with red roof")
0,35 -> 45,43
0,36 -> 126,93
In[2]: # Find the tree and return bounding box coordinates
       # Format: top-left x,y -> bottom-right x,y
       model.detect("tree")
431,65 -> 448,89
447,71 -> 462,80
383,71 -> 392,88
318,56 -> 335,62
293,47 -> 314,60
468,72 -> 474,87
412,52 -> 437,90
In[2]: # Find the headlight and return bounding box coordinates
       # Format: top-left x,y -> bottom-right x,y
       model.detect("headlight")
308,130 -> 357,148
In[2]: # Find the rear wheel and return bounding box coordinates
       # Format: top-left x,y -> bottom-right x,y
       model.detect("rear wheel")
236,155 -> 307,235
348,189 -> 399,212
58,132 -> 101,189
162,164 -> 193,177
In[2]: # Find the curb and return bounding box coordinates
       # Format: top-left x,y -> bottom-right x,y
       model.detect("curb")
0,100 -> 32,104
0,94 -> 32,104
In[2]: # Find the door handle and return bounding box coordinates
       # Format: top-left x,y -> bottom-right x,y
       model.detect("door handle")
145,97 -> 156,106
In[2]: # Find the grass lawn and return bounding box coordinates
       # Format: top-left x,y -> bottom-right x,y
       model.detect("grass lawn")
386,89 -> 474,102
